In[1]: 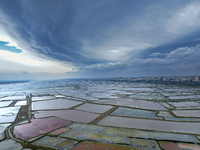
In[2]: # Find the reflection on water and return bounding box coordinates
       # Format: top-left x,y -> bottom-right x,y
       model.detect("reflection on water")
0,96 -> 26,101
32,99 -> 83,110
14,117 -> 71,140
34,110 -> 100,123
0,107 -> 21,123
0,101 -> 12,107
0,79 -> 200,147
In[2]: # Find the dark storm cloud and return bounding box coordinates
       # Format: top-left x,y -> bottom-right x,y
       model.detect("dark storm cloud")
0,0 -> 84,62
0,0 -> 144,64
80,44 -> 200,77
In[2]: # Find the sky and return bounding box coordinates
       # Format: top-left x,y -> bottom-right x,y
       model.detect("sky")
0,0 -> 200,80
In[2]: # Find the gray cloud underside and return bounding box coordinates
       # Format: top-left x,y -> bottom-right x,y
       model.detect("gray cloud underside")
81,45 -> 200,76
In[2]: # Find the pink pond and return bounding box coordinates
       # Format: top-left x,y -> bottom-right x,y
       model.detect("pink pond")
14,117 -> 70,140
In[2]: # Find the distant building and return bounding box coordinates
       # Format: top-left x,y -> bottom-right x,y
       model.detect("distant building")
194,76 -> 199,82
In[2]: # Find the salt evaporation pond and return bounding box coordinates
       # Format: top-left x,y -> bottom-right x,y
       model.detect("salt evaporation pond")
0,101 -> 12,107
15,100 -> 27,106
75,103 -> 113,114
98,116 -> 200,134
32,96 -> 55,101
169,101 -> 200,108
0,96 -> 25,101
14,117 -> 70,140
34,110 -> 100,123
111,107 -> 162,119
32,99 -> 83,110
96,99 -> 166,110
172,110 -> 200,118
0,107 -> 21,123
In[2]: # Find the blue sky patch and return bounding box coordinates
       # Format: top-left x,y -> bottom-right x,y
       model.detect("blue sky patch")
0,41 -> 22,53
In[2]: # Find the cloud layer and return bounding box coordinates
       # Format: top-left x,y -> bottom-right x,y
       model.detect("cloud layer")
0,0 -> 200,79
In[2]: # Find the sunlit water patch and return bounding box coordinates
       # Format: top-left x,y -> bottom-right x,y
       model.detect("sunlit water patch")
32,99 -> 83,110
0,107 -> 21,123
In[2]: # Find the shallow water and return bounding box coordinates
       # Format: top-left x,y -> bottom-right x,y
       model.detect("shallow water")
96,99 -> 166,110
32,99 -> 83,110
0,107 -> 21,123
75,103 -> 113,114
0,101 -> 12,107
1,79 -> 200,149
111,107 -> 162,119
14,117 -> 71,140
98,116 -> 200,134
34,109 -> 100,123
0,96 -> 26,101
